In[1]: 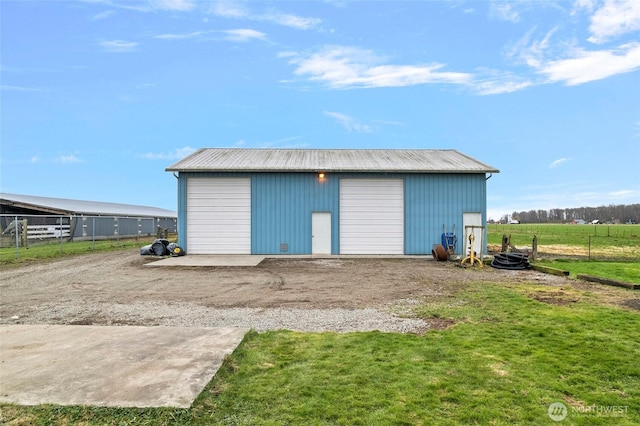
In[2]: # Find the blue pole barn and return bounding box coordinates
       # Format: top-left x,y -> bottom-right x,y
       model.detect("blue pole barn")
166,149 -> 498,256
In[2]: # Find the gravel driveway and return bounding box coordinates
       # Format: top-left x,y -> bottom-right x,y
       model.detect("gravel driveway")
0,251 -> 590,333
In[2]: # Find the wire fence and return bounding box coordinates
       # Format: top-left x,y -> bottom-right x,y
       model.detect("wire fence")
1,214 -> 177,259
488,226 -> 640,262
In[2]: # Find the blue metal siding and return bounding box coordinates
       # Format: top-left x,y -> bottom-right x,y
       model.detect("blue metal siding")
252,173 -> 339,254
176,172 -> 488,255
404,174 -> 486,255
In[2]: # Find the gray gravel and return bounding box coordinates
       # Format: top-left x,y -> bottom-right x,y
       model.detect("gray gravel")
4,301 -> 430,334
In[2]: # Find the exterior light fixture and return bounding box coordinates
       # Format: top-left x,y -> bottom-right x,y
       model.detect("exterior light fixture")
318,172 -> 326,181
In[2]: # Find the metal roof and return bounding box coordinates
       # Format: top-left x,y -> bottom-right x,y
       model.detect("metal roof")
166,148 -> 499,174
0,193 -> 177,217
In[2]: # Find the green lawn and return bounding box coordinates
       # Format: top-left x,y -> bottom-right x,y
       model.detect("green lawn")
534,259 -> 640,283
3,284 -> 638,425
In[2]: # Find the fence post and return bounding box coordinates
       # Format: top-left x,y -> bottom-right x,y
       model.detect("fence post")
59,216 -> 63,254
501,234 -> 508,252
588,235 -> 591,261
14,216 -> 19,259
92,217 -> 96,249
21,219 -> 28,249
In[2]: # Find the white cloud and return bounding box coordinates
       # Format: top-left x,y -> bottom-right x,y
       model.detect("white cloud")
609,189 -> 635,198
474,79 -> 533,95
153,31 -> 209,40
262,12 -> 321,30
509,24 -> 640,86
0,85 -> 45,92
587,0 -> 640,44
153,29 -> 266,42
221,29 -> 267,42
572,0 -> 597,15
58,154 -> 84,163
210,1 -> 248,18
99,40 -> 138,52
286,46 -> 472,89
84,0 -> 194,13
91,10 -> 115,20
149,0 -> 195,11
142,146 -> 197,160
472,70 -> 533,95
324,111 -> 372,133
26,153 -> 84,163
514,27 -> 559,68
549,158 -> 569,168
538,42 -> 640,85
490,2 -> 520,23
277,51 -> 297,59
209,1 -> 320,30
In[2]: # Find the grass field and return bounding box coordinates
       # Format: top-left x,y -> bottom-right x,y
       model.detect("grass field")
0,236 -> 174,266
2,284 -> 638,425
487,223 -> 640,261
489,223 -> 639,239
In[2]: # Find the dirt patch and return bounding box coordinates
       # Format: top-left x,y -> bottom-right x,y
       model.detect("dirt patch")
528,290 -> 580,306
423,316 -> 457,330
622,299 -> 640,311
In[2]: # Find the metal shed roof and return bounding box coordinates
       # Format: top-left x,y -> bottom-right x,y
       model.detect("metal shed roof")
166,148 -> 499,174
0,193 -> 177,217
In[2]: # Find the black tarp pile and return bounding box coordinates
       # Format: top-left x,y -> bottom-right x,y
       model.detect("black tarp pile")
140,239 -> 185,257
490,252 -> 531,270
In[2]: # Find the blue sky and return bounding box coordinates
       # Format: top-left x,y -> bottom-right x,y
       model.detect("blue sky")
1,0 -> 639,220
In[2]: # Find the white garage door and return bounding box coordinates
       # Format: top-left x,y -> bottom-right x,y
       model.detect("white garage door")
340,179 -> 404,254
186,177 -> 251,254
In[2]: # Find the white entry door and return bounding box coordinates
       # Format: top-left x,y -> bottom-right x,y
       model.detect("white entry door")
463,212 -> 483,256
312,212 -> 332,254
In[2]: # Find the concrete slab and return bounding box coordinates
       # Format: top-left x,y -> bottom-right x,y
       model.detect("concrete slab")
144,254 -> 430,267
145,255 -> 266,267
0,325 -> 248,408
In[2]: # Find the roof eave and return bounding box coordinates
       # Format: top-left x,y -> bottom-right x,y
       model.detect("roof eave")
166,168 -> 500,174
0,199 -> 70,215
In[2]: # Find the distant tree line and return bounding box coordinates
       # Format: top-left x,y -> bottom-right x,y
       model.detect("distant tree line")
501,203 -> 640,224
